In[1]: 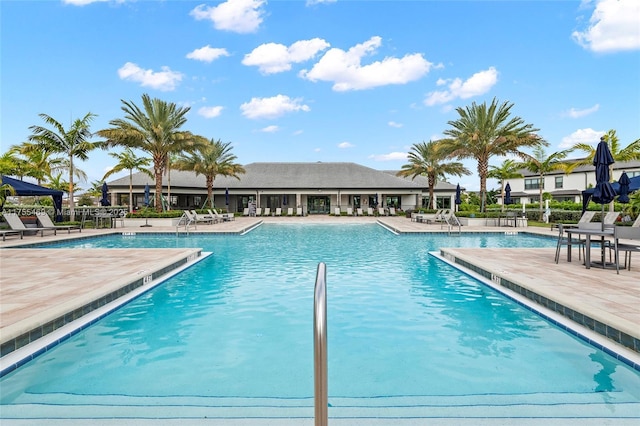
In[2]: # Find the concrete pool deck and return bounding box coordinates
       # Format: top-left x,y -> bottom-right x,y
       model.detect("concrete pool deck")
1,215 -> 639,364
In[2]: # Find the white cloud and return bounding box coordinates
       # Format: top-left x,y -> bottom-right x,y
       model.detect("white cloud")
338,142 -> 354,148
186,45 -> 230,63
388,121 -> 403,128
117,62 -> 183,91
63,0 -> 110,5
243,38 -> 330,74
572,0 -> 640,53
314,148 -> 321,152
293,130 -> 304,136
190,0 -> 265,34
198,106 -> 224,118
306,0 -> 336,5
424,67 -> 498,106
564,104 -> 600,118
559,128 -> 604,148
240,94 -> 311,119
299,36 -> 432,91
261,125 -> 279,133
368,152 -> 408,161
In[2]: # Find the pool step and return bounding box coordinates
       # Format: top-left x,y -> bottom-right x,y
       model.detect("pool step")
3,392 -> 639,420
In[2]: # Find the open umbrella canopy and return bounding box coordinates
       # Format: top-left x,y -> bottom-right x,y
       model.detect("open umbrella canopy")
504,183 -> 512,205
144,183 -> 150,207
100,182 -> 111,206
591,137 -> 616,205
617,172 -> 631,204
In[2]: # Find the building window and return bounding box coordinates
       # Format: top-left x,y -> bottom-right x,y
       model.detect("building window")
555,176 -> 563,189
628,171 -> 640,178
525,178 -> 544,190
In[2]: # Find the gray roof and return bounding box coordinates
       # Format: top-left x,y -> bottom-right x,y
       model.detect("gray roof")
107,162 -> 428,191
382,170 -> 459,191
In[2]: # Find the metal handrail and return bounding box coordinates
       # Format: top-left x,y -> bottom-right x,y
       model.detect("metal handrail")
314,262 -> 328,426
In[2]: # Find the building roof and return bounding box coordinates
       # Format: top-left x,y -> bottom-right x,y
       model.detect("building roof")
518,160 -> 640,177
107,162 -> 439,191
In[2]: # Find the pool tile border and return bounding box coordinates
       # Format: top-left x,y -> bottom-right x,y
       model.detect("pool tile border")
438,249 -> 640,372
0,250 -> 203,364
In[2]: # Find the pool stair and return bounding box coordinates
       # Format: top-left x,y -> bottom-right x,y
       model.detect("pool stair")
2,392 -> 639,422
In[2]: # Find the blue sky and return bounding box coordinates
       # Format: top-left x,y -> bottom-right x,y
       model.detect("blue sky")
1,0 -> 639,191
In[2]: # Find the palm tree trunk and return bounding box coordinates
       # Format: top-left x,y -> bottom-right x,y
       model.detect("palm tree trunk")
539,173 -> 544,221
207,176 -> 214,209
154,159 -> 163,212
68,154 -> 75,221
128,170 -> 133,213
478,159 -> 488,213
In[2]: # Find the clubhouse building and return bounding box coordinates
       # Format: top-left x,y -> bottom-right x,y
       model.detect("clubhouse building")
106,162 -> 460,214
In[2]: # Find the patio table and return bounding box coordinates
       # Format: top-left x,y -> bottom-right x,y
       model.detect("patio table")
565,227 -> 616,269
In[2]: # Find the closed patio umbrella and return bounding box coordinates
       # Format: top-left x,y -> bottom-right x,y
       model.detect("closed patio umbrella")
592,137 -> 616,231
144,183 -> 150,207
100,182 -> 110,206
455,184 -> 462,208
225,188 -> 229,207
504,183 -> 512,206
617,172 -> 631,204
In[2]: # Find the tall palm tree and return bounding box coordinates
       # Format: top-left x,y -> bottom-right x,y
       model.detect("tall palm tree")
488,159 -> 524,211
397,140 -> 471,210
571,129 -> 640,211
10,142 -> 65,186
102,148 -> 153,213
0,179 -> 17,209
520,146 -> 574,220
0,150 -> 29,179
28,112 -> 99,220
173,139 -> 245,210
442,98 -> 544,212
96,94 -> 204,212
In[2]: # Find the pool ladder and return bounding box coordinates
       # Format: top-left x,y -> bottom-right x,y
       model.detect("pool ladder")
314,262 -> 328,426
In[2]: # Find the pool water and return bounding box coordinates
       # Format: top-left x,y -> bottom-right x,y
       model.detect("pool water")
1,224 -> 639,420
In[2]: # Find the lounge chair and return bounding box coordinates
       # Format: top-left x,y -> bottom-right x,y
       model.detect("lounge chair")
275,208 -> 282,216
243,208 -> 249,216
389,207 -> 397,216
36,211 -> 82,233
412,209 -> 442,223
263,207 -> 271,216
557,211 -> 596,229
334,207 -> 341,216
255,207 -> 262,217
378,207 -> 386,216
0,229 -> 24,241
189,210 -> 213,225
356,208 -> 364,216
3,212 -> 56,236
296,207 -> 303,216
347,207 -> 353,216
207,209 -> 229,223
287,207 -> 294,216
367,207 -> 374,216
603,211 -> 620,225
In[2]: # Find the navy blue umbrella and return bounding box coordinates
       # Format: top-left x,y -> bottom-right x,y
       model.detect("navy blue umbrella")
455,184 -> 462,205
100,182 -> 111,206
592,137 -> 616,230
283,194 -> 287,205
225,188 -> 229,206
504,183 -> 512,205
617,172 -> 631,204
144,183 -> 150,207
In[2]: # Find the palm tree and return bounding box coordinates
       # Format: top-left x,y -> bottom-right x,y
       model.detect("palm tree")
96,94 -> 204,212
572,129 -> 640,212
10,142 -> 65,186
0,150 -> 29,179
102,148 -> 153,213
488,159 -> 524,212
442,98 -> 544,212
28,112 -> 99,220
173,139 -> 245,210
397,140 -> 471,210
520,146 -> 574,220
0,179 -> 17,209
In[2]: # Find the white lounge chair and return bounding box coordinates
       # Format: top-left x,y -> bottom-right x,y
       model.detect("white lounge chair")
287,207 -> 294,216
378,207 -> 386,216
334,207 -> 341,216
275,208 -> 282,216
190,210 -> 213,225
255,207 -> 262,216
3,212 -> 56,236
263,207 -> 271,216
357,208 -> 364,216
296,207 -> 303,216
389,207 -> 397,216
347,208 -> 353,216
367,207 -> 374,216
243,208 -> 249,216
36,211 -> 82,233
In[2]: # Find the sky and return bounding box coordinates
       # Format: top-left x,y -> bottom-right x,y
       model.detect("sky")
1,0 -> 639,192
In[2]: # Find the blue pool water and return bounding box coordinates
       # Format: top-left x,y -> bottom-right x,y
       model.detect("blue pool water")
1,224 -> 639,420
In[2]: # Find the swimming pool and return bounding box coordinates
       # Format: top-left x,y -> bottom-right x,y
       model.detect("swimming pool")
1,224 -> 639,421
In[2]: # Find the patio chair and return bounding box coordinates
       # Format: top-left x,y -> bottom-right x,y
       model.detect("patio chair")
367,207 -> 374,216
207,209 -> 227,223
389,207 -> 397,216
287,207 -> 294,216
36,211 -> 82,233
190,210 -> 213,225
347,208 -> 353,216
356,208 -> 364,216
611,226 -> 640,272
557,211 -> 596,229
296,207 -> 303,216
378,207 -> 386,216
255,207 -> 262,216
0,228 -> 24,241
263,207 -> 271,216
275,208 -> 282,216
3,212 -> 57,237
242,208 -> 249,216
334,207 -> 341,216
555,223 -> 585,264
